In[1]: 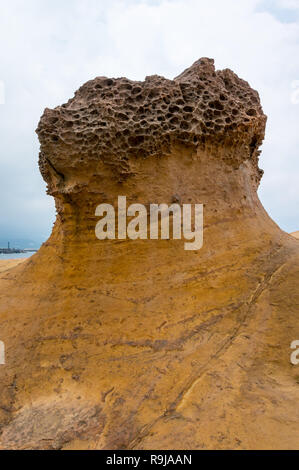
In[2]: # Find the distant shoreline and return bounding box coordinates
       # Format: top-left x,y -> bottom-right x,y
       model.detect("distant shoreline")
0,249 -> 37,254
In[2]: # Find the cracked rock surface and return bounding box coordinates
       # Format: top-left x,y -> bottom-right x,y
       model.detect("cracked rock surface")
0,59 -> 298,450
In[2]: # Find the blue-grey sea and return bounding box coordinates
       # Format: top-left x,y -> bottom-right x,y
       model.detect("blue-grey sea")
0,252 -> 34,260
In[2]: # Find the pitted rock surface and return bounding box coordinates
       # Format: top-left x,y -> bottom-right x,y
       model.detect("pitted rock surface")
37,58 -> 266,187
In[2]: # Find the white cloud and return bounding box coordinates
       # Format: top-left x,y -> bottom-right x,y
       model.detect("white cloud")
277,0 -> 299,9
0,0 -> 298,242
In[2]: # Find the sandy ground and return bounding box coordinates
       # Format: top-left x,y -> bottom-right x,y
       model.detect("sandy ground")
291,231 -> 299,239
0,259 -> 26,273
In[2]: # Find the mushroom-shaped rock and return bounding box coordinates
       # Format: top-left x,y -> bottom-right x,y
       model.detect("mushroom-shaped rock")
0,59 -> 298,450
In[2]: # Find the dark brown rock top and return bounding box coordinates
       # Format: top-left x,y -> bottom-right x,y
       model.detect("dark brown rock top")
36,58 -> 267,187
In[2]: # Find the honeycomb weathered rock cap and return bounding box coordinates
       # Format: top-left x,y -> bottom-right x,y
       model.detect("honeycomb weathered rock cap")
37,57 -> 267,186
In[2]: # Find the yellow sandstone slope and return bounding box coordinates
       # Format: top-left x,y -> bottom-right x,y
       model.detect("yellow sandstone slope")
0,58 -> 298,450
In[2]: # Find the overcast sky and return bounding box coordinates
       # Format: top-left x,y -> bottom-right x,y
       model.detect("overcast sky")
0,0 -> 298,246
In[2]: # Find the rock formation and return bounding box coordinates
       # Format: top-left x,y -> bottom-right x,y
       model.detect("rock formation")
0,58 -> 298,450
